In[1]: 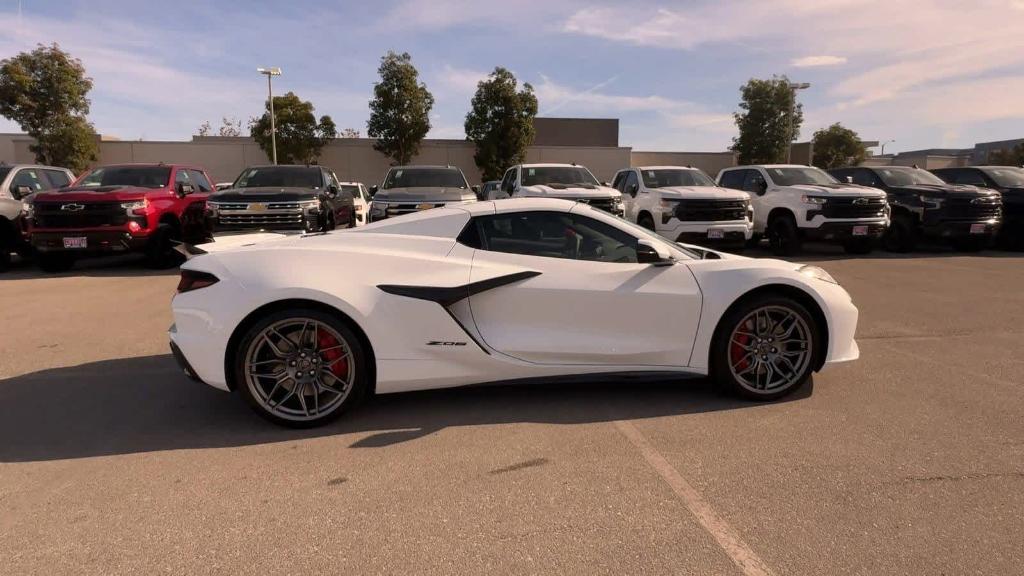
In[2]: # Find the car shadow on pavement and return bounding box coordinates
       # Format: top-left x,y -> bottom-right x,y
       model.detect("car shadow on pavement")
0,354 -> 810,462
1,253 -> 180,280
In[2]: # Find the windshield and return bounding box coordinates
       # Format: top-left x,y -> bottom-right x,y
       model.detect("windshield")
339,185 -> 360,196
876,168 -> 946,186
986,168 -> 1024,187
78,166 -> 171,188
767,167 -> 839,186
383,168 -> 468,189
522,166 -> 600,187
640,169 -> 716,188
233,167 -> 323,189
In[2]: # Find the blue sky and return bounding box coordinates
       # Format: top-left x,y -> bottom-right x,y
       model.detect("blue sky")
2,0 -> 1023,154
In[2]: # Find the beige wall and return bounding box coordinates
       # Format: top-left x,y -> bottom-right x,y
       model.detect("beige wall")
629,151 -> 737,177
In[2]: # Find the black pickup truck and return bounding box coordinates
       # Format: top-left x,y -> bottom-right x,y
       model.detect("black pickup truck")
930,166 -> 1024,250
830,166 -> 1001,252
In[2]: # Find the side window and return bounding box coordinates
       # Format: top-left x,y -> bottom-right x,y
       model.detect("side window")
931,170 -> 954,184
718,169 -> 746,190
500,168 -> 516,193
11,169 -> 46,195
43,169 -> 72,188
188,170 -> 212,192
955,170 -> 987,187
850,169 -> 878,187
472,211 -> 638,263
741,170 -> 766,193
174,169 -> 191,189
623,171 -> 639,195
611,171 -> 627,192
360,185 -> 369,202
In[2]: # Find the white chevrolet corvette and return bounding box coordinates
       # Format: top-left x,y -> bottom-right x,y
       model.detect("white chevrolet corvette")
170,198 -> 859,427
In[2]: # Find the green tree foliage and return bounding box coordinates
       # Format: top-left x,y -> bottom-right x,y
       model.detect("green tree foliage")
987,143 -> 1024,166
812,123 -> 867,169
464,67 -> 538,181
0,43 -> 98,171
731,75 -> 804,164
367,51 -> 434,165
250,92 -> 336,164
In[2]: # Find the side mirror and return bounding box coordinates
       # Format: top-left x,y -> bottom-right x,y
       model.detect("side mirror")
636,239 -> 673,266
757,180 -> 768,196
602,181 -> 611,187
327,184 -> 339,198
628,183 -> 639,197
176,182 -> 195,197
12,185 -> 31,199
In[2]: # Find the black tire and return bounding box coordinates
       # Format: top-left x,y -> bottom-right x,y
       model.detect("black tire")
145,223 -> 185,269
234,307 -> 370,428
883,213 -> 917,252
768,214 -> 801,256
843,237 -> 875,255
0,235 -> 10,273
37,252 -> 76,273
638,214 -> 656,232
712,294 -> 820,402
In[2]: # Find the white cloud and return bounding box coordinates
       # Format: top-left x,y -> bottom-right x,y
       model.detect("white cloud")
791,55 -> 847,68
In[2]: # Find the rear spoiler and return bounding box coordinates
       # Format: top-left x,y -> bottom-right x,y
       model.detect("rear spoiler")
173,241 -> 208,260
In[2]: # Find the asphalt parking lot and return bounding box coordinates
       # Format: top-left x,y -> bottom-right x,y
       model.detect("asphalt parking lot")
1,246 -> 1022,575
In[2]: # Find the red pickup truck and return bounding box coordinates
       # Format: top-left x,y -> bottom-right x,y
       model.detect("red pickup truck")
27,163 -> 214,272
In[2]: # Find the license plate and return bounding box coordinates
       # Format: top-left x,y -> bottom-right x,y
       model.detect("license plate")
852,225 -> 868,236
249,202 -> 267,212
63,237 -> 87,249
416,203 -> 435,211
707,229 -> 724,239
970,223 -> 986,235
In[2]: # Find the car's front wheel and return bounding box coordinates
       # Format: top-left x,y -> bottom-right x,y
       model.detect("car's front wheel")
768,215 -> 801,256
713,295 -> 820,401
234,308 -> 369,427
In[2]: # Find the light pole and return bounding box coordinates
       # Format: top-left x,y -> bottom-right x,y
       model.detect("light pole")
257,67 -> 282,165
785,82 -> 810,163
880,139 -> 895,156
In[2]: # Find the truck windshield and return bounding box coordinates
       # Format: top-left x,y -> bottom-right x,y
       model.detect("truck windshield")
986,168 -> 1024,187
641,169 -> 716,188
78,166 -> 171,188
767,167 -> 839,186
233,167 -> 323,189
521,166 -> 599,187
876,168 -> 946,186
382,168 -> 468,189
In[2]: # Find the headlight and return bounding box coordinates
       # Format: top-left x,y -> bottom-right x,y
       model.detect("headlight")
370,201 -> 387,216
659,199 -> 680,210
298,199 -> 321,210
802,195 -> 828,205
920,195 -> 943,208
798,264 -> 838,285
121,200 -> 146,210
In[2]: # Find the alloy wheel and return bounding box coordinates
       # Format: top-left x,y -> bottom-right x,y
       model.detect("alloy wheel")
727,305 -> 813,394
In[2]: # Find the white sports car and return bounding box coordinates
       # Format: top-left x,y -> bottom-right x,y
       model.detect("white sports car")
170,198 -> 860,427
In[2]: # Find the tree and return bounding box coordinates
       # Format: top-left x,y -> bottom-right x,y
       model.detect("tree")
250,92 -> 336,164
731,75 -> 804,165
0,43 -> 98,171
338,128 -> 360,138
987,143 -> 1024,166
366,51 -> 433,165
812,123 -> 867,169
464,67 -> 538,181
219,117 -> 242,137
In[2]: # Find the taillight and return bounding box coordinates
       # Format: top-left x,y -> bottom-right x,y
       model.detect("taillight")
177,270 -> 219,293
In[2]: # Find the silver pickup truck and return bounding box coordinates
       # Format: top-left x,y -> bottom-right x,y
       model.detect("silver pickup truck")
0,163 -> 75,271
367,165 -> 477,222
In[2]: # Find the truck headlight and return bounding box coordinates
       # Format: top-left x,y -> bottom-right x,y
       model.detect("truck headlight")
920,195 -> 943,209
370,201 -> 387,218
299,199 -> 321,211
121,199 -> 148,216
802,195 -> 827,205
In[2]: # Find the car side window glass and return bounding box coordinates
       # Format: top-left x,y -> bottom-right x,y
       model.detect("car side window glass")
623,171 -> 639,195
742,170 -> 766,193
11,169 -> 46,195
611,171 -> 626,192
175,169 -> 191,187
718,170 -> 745,190
851,169 -> 876,187
43,169 -> 72,188
956,170 -> 987,186
188,170 -> 212,192
474,211 -> 638,263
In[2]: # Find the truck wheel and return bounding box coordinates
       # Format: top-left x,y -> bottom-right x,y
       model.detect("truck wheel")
768,215 -> 801,256
638,214 -> 656,232
883,213 -> 916,252
843,238 -> 875,255
37,252 -> 76,273
146,223 -> 185,269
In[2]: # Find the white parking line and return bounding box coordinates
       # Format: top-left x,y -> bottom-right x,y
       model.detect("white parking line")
614,419 -> 775,576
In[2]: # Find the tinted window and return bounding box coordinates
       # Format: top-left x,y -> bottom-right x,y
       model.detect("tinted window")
79,166 -> 171,188
742,170 -> 767,193
340,185 -> 360,198
766,167 -> 838,186
953,169 -> 987,186
10,168 -> 46,195
233,166 -> 324,188
473,211 -> 639,263
874,168 -> 945,186
188,169 -> 213,192
501,168 -> 517,193
521,165 -> 599,187
175,169 -> 191,188
718,169 -> 747,190
623,171 -> 639,195
984,168 -> 1024,187
383,167 -> 468,189
43,169 -> 72,188
640,169 -> 715,188
611,171 -> 628,192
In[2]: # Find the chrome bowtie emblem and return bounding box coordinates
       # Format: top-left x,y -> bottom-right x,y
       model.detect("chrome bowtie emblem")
61,203 -> 85,212
852,197 -> 869,205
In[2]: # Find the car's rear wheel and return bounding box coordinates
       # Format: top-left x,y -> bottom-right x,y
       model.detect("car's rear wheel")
638,214 -> 656,232
713,295 -> 819,401
37,252 -> 76,273
768,215 -> 801,256
235,308 -> 368,428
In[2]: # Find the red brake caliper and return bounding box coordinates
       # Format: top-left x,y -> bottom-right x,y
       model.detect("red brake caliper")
317,328 -> 348,380
730,325 -> 750,371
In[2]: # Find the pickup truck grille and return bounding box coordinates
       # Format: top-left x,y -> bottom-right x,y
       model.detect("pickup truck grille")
673,199 -> 748,222
212,201 -> 307,229
820,197 -> 888,219
32,202 -> 127,228
383,203 -> 446,218
575,197 -> 621,214
942,196 -> 1001,221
